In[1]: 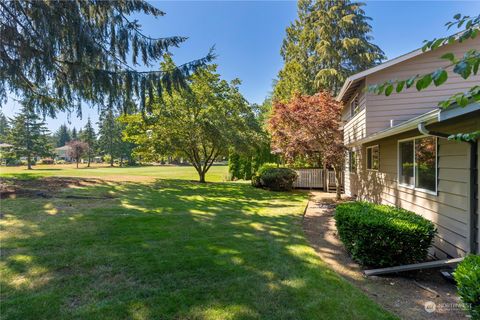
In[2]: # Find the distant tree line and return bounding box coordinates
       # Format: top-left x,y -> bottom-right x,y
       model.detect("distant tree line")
0,106 -> 136,169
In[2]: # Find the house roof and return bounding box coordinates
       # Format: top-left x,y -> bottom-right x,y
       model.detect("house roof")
0,143 -> 13,148
55,145 -> 71,151
336,31 -> 465,103
336,47 -> 424,103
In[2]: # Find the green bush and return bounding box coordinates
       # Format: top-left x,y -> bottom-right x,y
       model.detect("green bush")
335,201 -> 436,268
252,167 -> 297,191
257,162 -> 279,175
453,255 -> 480,319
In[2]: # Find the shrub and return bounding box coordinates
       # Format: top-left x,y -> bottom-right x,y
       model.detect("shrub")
257,162 -> 279,175
453,255 -> 480,319
252,167 -> 297,191
55,160 -> 66,164
335,201 -> 436,268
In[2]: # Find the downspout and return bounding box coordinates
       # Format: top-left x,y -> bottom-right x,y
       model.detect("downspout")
419,122 -> 479,254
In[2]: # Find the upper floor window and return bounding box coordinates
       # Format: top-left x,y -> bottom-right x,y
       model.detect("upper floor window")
366,145 -> 379,171
350,94 -> 360,117
398,136 -> 437,194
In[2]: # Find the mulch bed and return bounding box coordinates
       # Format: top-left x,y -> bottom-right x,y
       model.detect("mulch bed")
0,177 -> 108,199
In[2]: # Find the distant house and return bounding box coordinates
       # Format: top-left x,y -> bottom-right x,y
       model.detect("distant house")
54,145 -> 72,162
337,36 -> 480,259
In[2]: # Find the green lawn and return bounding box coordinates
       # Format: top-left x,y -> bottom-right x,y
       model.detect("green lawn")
0,166 -> 395,319
0,164 -> 229,182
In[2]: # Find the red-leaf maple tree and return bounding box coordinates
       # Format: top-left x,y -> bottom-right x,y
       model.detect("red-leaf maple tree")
268,92 -> 345,199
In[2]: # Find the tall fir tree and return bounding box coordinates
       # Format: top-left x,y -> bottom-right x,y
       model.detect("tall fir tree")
8,104 -> 51,169
80,118 -> 97,167
0,1 -> 214,116
71,127 -> 78,140
98,109 -> 122,167
54,124 -> 71,147
0,110 -> 9,142
274,0 -> 385,101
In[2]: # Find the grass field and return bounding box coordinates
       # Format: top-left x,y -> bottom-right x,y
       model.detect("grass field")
0,165 -> 395,319
0,163 -> 229,182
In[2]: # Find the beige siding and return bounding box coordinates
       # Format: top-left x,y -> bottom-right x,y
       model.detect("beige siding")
349,116 -> 480,258
365,37 -> 480,135
343,87 -> 367,145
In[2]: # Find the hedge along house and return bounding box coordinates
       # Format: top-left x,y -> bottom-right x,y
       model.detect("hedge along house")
337,36 -> 480,260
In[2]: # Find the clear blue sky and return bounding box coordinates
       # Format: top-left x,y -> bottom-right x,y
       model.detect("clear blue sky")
2,0 -> 479,132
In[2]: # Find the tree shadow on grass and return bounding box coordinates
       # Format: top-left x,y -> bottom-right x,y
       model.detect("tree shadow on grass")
0,178 -> 395,320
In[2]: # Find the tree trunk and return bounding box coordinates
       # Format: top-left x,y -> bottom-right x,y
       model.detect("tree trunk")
199,170 -> 206,183
76,157 -> 79,168
334,166 -> 342,201
27,153 -> 32,170
87,155 -> 91,167
110,154 -> 114,167
120,156 -> 124,167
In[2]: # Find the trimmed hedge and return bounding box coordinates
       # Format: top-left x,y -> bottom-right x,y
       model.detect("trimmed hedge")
252,167 -> 297,191
453,254 -> 480,319
335,201 -> 436,268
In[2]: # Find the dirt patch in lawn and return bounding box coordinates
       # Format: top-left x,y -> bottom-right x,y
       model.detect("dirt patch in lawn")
0,177 -> 114,199
303,192 -> 468,320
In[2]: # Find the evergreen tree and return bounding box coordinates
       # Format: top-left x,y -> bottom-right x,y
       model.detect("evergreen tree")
98,110 -> 122,167
71,127 -> 78,140
80,118 -> 97,167
8,103 -> 51,169
0,1 -> 213,116
54,124 -> 71,147
274,0 -> 385,101
0,110 -> 9,142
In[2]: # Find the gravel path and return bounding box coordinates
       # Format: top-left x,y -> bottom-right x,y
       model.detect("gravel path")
303,191 -> 468,320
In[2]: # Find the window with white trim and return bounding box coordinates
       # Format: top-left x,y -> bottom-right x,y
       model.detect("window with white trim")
366,145 -> 379,170
398,136 -> 437,193
349,150 -> 357,173
350,94 -> 360,117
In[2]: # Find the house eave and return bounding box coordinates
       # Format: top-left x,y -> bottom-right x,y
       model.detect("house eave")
439,102 -> 480,122
346,109 -> 440,147
336,48 -> 423,103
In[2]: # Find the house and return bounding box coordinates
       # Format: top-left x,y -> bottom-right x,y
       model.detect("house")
337,36 -> 480,259
54,145 -> 72,162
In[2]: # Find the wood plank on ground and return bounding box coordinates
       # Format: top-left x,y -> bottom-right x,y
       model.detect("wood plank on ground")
364,257 -> 464,276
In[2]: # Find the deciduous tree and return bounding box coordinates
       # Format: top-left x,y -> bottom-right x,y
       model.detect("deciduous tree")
67,140 -> 88,168
122,58 -> 260,182
268,92 -> 345,199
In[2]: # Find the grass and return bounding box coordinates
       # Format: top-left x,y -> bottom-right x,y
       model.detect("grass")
0,163 -> 229,182
0,165 -> 395,319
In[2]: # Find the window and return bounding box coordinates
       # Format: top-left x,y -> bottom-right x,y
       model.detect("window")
350,95 -> 360,117
349,150 -> 357,173
366,145 -> 379,170
398,136 -> 437,193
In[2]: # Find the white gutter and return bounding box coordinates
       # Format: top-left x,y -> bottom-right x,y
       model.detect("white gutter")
346,109 -> 439,147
